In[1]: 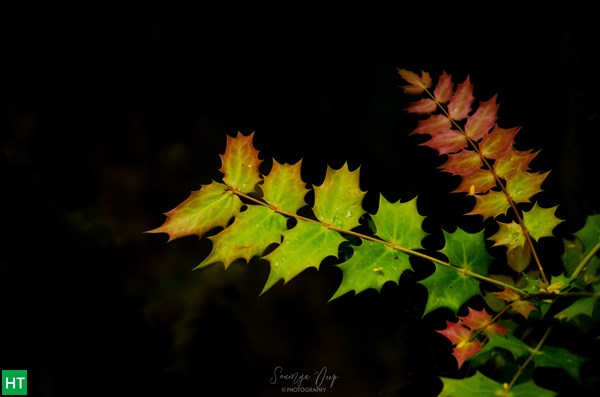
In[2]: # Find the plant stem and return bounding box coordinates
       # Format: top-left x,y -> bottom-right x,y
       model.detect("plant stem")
570,241 -> 600,280
505,326 -> 552,393
232,188 -> 528,296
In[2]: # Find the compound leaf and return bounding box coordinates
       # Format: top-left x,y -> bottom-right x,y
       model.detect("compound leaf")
534,346 -> 588,383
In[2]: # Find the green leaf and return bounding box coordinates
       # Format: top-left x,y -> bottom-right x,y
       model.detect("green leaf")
467,190 -> 511,220
262,159 -> 308,213
554,296 -> 599,322
489,221 -> 526,251
534,345 -> 589,383
440,371 -> 556,397
261,220 -> 345,293
371,195 -> 427,248
197,206 -> 287,269
481,332 -> 532,360
312,162 -> 366,229
420,229 -> 492,316
330,240 -> 413,300
522,202 -> 564,242
220,131 -> 263,193
504,171 -> 548,204
146,181 -> 243,241
574,214 -> 600,251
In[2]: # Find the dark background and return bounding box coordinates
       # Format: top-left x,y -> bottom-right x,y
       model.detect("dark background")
2,3 -> 599,396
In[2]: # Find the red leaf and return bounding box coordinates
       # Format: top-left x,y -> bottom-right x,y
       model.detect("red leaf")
434,71 -> 454,103
398,68 -> 432,95
459,307 -> 494,330
421,131 -> 469,155
437,320 -> 472,345
453,169 -> 496,195
464,95 -> 499,141
453,340 -> 483,369
495,287 -> 521,302
480,126 -> 520,159
448,76 -> 475,121
410,114 -> 452,136
405,98 -> 437,114
439,150 -> 483,176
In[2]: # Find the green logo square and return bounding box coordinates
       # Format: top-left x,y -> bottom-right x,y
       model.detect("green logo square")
2,370 -> 27,396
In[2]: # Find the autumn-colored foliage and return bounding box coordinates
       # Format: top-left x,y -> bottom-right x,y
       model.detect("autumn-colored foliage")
148,69 -> 600,396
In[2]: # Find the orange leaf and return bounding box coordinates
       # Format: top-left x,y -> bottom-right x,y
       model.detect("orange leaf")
448,76 -> 475,121
398,68 -> 432,95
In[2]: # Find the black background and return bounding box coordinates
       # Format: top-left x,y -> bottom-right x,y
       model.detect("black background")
2,3 -> 599,396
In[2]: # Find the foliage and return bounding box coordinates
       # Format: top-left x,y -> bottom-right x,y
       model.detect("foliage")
148,69 -> 600,396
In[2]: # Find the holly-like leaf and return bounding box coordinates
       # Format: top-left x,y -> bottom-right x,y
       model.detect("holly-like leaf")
420,229 -> 492,315
504,170 -> 549,204
420,128 -> 468,155
522,203 -> 563,242
452,168 -> 496,195
459,307 -> 508,335
439,149 -> 483,176
330,240 -> 413,300
398,68 -> 432,95
479,125 -> 520,159
482,332 -> 532,360
405,98 -> 437,114
371,195 -> 427,248
555,296 -> 599,322
574,213 -> 600,252
433,71 -> 453,103
489,221 -> 526,251
468,190 -> 511,220
534,345 -> 589,383
437,320 -> 472,346
312,162 -> 366,229
197,206 -> 287,269
261,220 -> 345,293
146,181 -> 243,241
220,131 -> 263,193
440,371 -> 557,397
493,147 -> 539,178
464,95 -> 499,141
262,159 -> 308,213
447,75 -> 475,121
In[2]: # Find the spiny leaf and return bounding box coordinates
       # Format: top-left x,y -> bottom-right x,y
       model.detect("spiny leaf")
397,68 -> 432,95
371,195 -> 427,248
452,169 -> 496,195
433,71 -> 453,103
464,95 -> 499,141
482,332 -> 532,360
522,203 -> 563,242
197,206 -> 287,269
146,181 -> 243,241
420,229 -> 492,316
504,171 -> 549,203
439,149 -> 483,176
262,159 -> 308,213
534,345 -> 589,383
330,240 -> 412,300
555,296 -> 599,322
440,371 -> 557,397
459,307 -> 508,335
261,220 -> 345,293
468,190 -> 511,220
220,131 -> 263,193
447,75 -> 475,121
489,221 -> 526,251
479,125 -> 520,159
574,213 -> 600,251
312,162 -> 366,229
405,98 -> 437,114
493,147 -> 540,177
